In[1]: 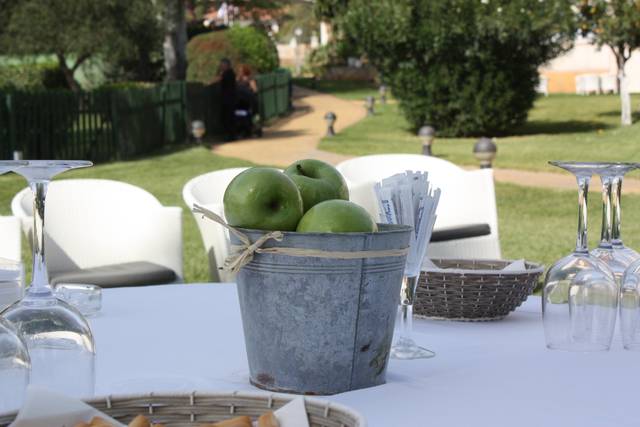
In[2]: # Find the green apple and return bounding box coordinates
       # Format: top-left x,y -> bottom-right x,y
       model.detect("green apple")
284,159 -> 349,212
224,167 -> 304,231
296,200 -> 378,233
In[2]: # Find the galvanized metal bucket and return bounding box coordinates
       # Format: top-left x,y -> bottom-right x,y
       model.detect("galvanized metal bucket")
233,224 -> 412,395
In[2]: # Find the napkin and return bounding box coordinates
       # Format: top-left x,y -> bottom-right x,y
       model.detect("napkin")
423,258 -> 528,273
10,387 -> 124,427
502,259 -> 526,272
10,387 -> 310,427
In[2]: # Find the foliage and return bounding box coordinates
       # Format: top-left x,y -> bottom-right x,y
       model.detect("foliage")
576,0 -> 640,55
575,0 -> 640,125
332,0 -> 575,136
0,61 -> 66,90
314,0 -> 350,20
101,0 -> 165,83
276,3 -> 318,44
187,26 -> 279,83
0,0 -> 164,90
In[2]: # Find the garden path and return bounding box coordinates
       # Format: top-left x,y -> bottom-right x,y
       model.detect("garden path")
211,86 -> 363,167
213,86 -> 640,193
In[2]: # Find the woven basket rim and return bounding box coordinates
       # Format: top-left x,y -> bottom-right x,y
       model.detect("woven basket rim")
0,391 -> 367,427
423,258 -> 544,276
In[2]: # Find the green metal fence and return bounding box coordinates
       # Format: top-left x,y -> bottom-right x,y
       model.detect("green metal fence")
0,82 -> 187,162
0,69 -> 291,162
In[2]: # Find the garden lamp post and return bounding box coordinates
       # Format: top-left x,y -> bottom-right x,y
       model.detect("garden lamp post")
191,120 -> 206,144
294,27 -> 303,76
325,112 -> 337,137
365,96 -> 375,116
473,137 -> 497,168
379,84 -> 387,104
418,125 -> 435,156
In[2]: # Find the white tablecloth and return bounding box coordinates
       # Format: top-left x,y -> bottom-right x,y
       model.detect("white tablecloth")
91,284 -> 635,427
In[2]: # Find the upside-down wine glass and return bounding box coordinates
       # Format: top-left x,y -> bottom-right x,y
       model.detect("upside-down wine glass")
1,160 -> 96,398
543,162 -> 617,351
0,161 -> 31,413
611,163 -> 640,264
589,164 -> 630,283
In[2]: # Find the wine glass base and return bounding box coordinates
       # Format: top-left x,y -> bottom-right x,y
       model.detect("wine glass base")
390,340 -> 436,360
546,342 -> 610,352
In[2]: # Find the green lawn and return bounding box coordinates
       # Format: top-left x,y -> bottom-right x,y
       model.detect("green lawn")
0,146 -> 254,283
2,145 -> 637,284
4,86 -> 640,285
319,94 -> 640,173
293,78 -> 381,101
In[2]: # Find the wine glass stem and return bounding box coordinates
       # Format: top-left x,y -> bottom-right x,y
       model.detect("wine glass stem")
397,275 -> 418,340
575,175 -> 590,253
29,180 -> 51,295
599,176 -> 613,248
612,176 -> 623,247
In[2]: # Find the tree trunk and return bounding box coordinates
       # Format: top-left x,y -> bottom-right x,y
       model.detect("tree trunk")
614,52 -> 632,126
163,0 -> 188,81
56,53 -> 81,92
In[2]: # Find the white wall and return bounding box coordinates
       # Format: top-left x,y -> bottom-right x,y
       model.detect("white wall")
541,37 -> 640,93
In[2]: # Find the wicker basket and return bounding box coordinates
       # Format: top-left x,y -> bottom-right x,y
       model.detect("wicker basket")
0,392 -> 366,427
414,259 -> 544,321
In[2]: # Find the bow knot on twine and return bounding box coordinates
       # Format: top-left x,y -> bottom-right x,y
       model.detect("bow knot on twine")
193,204 -> 409,273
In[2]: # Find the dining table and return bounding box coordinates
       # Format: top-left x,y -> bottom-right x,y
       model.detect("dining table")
90,283 -> 636,427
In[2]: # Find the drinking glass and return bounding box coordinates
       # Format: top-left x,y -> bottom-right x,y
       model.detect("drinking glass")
0,317 -> 30,413
0,161 -> 30,413
611,163 -> 640,264
391,216 -> 436,360
543,161 -> 617,351
391,274 -> 435,359
590,164 -> 630,282
1,160 -> 96,398
620,260 -> 640,350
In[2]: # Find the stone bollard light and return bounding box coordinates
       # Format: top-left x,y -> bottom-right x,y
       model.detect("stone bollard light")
379,85 -> 387,104
418,125 -> 435,156
191,120 -> 206,144
325,112 -> 337,137
473,137 -> 497,168
365,96 -> 375,116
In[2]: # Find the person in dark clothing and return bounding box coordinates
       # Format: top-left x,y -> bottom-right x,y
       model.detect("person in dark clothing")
217,58 -> 237,141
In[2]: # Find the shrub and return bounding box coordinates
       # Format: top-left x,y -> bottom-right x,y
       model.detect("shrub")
0,61 -> 67,90
187,26 -> 279,83
339,0 -> 576,136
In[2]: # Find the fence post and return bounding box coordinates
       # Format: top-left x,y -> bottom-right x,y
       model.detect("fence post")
109,91 -> 121,160
6,93 -> 16,157
161,84 -> 167,146
181,81 -> 187,144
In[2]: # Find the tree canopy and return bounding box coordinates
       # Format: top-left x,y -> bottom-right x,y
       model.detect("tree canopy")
576,0 -> 640,125
320,0 -> 576,136
0,0 -> 163,90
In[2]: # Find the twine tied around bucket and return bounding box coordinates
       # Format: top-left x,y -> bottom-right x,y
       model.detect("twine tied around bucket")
193,204 -> 410,273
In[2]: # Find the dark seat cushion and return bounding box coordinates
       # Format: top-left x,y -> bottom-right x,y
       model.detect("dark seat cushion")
430,223 -> 491,243
50,262 -> 177,288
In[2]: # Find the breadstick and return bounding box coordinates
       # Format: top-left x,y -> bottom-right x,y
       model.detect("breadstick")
211,415 -> 252,427
128,414 -> 151,427
258,412 -> 279,427
89,416 -> 115,427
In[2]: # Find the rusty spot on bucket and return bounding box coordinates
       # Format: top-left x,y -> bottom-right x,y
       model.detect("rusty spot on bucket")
256,373 -> 275,386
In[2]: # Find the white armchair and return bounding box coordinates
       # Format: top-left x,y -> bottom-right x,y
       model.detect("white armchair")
11,179 -> 183,285
182,168 -> 249,282
336,154 -> 501,261
0,216 -> 21,262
